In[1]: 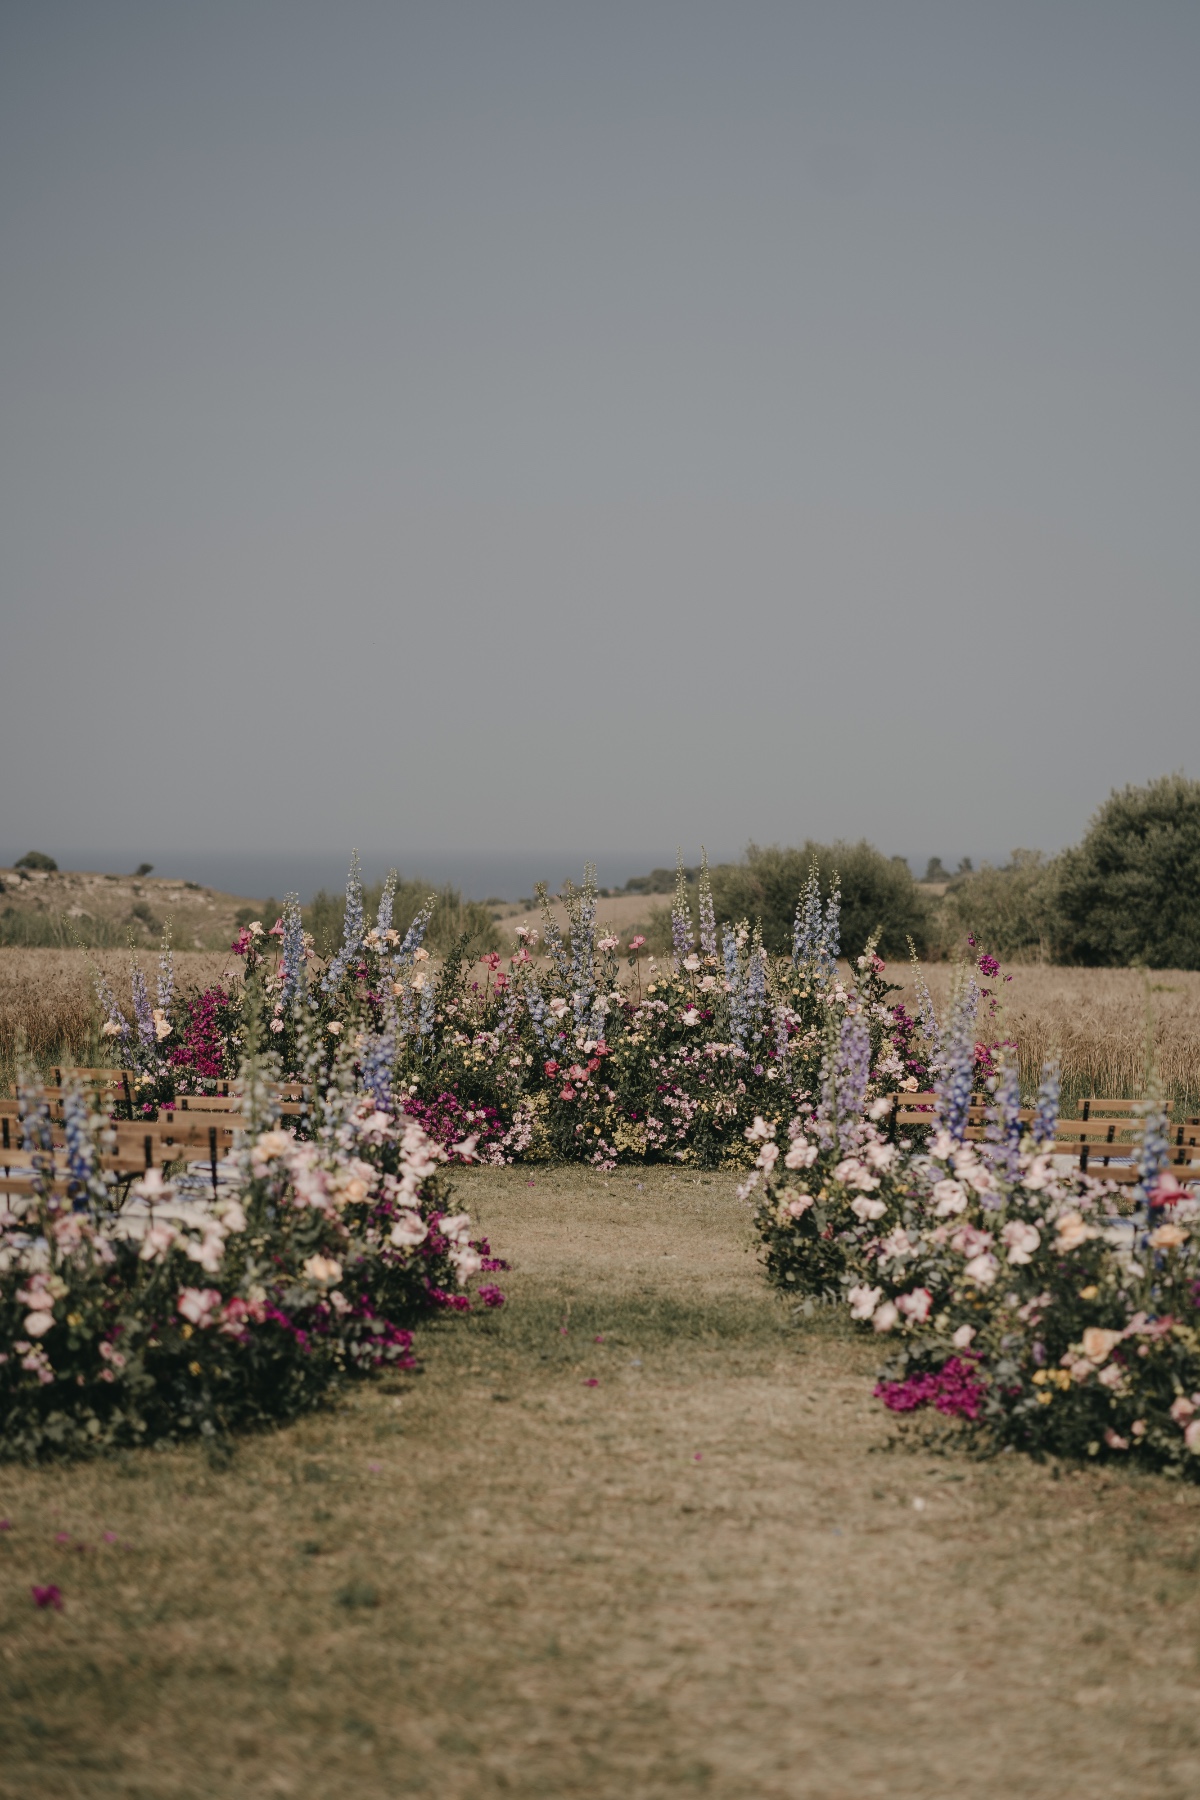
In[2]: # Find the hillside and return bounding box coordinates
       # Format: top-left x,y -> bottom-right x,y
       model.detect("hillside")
0,865 -> 267,951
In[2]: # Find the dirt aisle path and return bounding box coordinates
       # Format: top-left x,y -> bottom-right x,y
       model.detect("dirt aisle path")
3,1168 -> 1200,1798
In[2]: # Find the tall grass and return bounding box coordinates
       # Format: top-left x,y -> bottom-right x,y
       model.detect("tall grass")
896,964 -> 1200,1111
304,878 -> 500,958
0,949 -> 234,1075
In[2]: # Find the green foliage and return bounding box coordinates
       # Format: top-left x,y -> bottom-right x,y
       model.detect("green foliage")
1056,775 -> 1200,969
623,866 -> 696,895
709,841 -> 932,960
938,850 -> 1060,961
0,907 -> 128,948
304,878 -> 500,959
14,851 -> 58,872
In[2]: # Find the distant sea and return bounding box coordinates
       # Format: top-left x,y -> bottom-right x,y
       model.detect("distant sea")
0,848 -> 745,905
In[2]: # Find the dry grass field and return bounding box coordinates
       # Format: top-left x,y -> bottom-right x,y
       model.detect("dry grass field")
6,940 -> 1199,1106
0,950 -> 236,1065
3,1168 -> 1200,1799
895,964 -> 1200,1106
0,867 -> 267,951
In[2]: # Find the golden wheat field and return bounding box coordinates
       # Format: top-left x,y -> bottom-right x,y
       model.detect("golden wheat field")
896,963 -> 1200,1104
0,949 -> 236,1065
3,947 -> 1199,1105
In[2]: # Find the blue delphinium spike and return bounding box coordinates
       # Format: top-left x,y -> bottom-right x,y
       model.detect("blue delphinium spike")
984,1058 -> 1022,1184
131,964 -> 156,1046
572,866 -> 598,1026
934,975 -> 979,1143
671,853 -> 693,971
157,930 -> 174,1014
525,975 -> 549,1048
723,924 -> 749,1052
322,852 -> 365,992
818,875 -> 841,984
1134,1092 -> 1170,1211
377,870 -> 397,937
1031,1059 -> 1061,1146
394,898 -> 435,972
418,974 -> 436,1037
360,1025 -> 396,1113
699,852 -> 717,959
793,862 -> 822,966
280,894 -> 305,1006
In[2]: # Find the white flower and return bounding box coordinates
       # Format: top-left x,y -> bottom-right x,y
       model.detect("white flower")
849,1194 -> 887,1223
745,1116 -> 775,1143
326,1020 -> 344,1034
1185,1420 -> 1200,1455
1002,1220 -> 1041,1265
872,1302 -> 900,1333
177,1286 -> 221,1327
782,1193 -> 813,1218
958,1158 -> 997,1195
1081,1327 -> 1121,1364
24,1309 -> 55,1338
951,1324 -> 976,1349
389,1213 -> 428,1249
250,1130 -> 294,1165
682,1008 -> 700,1027
270,1018 -> 285,1032
451,1134 -> 480,1162
130,1168 -> 174,1203
101,1019 -> 124,1038
303,1255 -> 343,1285
896,1287 -> 933,1324
438,1212 -> 473,1245
932,1179 -> 967,1217
139,1221 -> 178,1261
682,954 -> 701,972
930,1130 -> 956,1160
152,1008 -> 171,1042
412,947 -> 430,962
848,1284 -> 883,1321
784,1138 -> 818,1170
864,1140 -> 897,1172
186,1232 -> 225,1274
879,1227 -> 912,1260
756,1143 -> 779,1172
1054,1211 -> 1094,1252
450,1244 -> 483,1283
963,1252 -> 998,1287
835,1158 -> 880,1193
1170,1396 -> 1196,1425
867,1096 -> 893,1121
548,997 -> 569,1018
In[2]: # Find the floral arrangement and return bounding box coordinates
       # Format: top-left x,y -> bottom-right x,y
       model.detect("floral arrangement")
91,855 -> 924,1168
750,956 -> 1200,1478
0,1052 -> 504,1460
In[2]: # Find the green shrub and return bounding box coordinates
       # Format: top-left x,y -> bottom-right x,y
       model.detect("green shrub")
14,851 -> 58,872
304,877 -> 499,960
709,841 -> 932,960
937,850 -> 1061,961
1056,775 -> 1200,968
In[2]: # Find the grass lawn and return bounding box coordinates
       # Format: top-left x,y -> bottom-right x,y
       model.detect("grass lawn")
3,1167 -> 1200,1798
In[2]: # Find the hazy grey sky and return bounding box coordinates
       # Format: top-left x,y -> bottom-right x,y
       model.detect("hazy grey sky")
2,0 -> 1197,873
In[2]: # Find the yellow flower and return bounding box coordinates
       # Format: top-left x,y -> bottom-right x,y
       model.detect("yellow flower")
67,1313 -> 82,1327
1079,1286 -> 1099,1301
188,1361 -> 202,1376
1032,1369 -> 1048,1385
1037,1390 -> 1053,1406
180,1323 -> 194,1339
